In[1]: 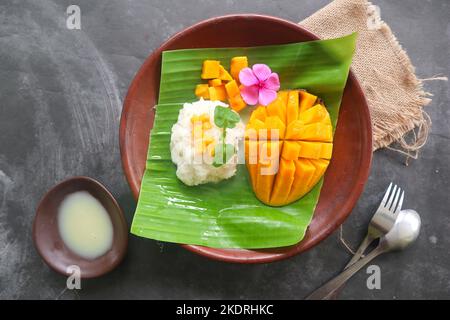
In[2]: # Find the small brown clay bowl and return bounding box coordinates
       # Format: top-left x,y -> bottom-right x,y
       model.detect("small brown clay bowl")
33,176 -> 128,278
120,14 -> 372,263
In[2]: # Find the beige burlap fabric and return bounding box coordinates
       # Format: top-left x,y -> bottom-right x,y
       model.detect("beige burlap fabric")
300,0 -> 446,156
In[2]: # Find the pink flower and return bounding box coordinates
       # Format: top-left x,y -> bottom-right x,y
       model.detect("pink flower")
239,64 -> 280,106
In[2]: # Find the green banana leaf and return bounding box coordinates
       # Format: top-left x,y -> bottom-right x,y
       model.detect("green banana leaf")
131,33 -> 357,248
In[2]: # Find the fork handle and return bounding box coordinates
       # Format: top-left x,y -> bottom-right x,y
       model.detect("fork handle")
345,234 -> 375,268
324,234 -> 375,300
305,241 -> 387,300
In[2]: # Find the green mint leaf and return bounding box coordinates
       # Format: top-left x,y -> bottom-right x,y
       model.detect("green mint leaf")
212,106 -> 239,167
212,144 -> 223,167
225,111 -> 240,129
212,143 -> 235,167
213,106 -> 227,128
214,106 -> 240,129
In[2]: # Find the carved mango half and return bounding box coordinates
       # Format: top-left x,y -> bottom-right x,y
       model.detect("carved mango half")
245,90 -> 333,206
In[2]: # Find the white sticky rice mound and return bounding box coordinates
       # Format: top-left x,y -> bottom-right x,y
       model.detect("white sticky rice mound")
170,99 -> 244,186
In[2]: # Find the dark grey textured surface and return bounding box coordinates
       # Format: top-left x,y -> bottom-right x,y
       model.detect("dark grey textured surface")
0,0 -> 449,299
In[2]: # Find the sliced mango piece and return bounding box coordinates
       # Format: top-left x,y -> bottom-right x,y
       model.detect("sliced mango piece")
285,120 -> 303,140
255,141 -> 282,204
258,140 -> 283,165
266,95 -> 286,122
249,105 -> 267,124
245,140 -> 259,189
297,141 -> 333,159
270,159 -> 296,206
199,114 -> 210,122
192,123 -> 203,140
286,90 -> 299,125
229,94 -> 246,112
278,91 -> 289,107
214,85 -> 227,101
245,119 -> 265,140
218,65 -> 233,81
203,135 -> 215,146
225,80 -> 240,98
281,141 -> 300,160
201,60 -> 221,79
208,86 -> 218,101
195,84 -> 209,99
287,123 -> 332,145
230,56 -> 248,81
208,78 -> 222,87
299,104 -> 331,125
287,159 -> 316,203
191,113 -> 210,124
308,159 -> 330,188
296,123 -> 333,142
202,122 -> 212,130
194,134 -> 215,154
264,116 -> 285,140
245,140 -> 259,165
191,113 -> 215,154
299,90 -> 317,113
256,162 -> 276,204
319,103 -> 332,126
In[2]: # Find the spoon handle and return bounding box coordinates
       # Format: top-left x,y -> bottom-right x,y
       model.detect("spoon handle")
306,242 -> 387,300
327,234 -> 376,300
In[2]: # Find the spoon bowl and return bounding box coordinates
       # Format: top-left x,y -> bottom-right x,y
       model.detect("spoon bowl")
33,176 -> 128,278
383,209 -> 421,251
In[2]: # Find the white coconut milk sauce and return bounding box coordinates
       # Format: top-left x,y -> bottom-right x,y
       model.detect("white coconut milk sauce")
58,191 -> 113,260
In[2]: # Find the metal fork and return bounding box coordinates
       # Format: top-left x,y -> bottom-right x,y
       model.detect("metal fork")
306,182 -> 404,300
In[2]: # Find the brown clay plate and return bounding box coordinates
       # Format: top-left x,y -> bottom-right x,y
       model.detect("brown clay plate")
120,15 -> 372,263
33,176 -> 128,278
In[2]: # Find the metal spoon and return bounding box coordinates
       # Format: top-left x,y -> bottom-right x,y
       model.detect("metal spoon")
306,209 -> 421,299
